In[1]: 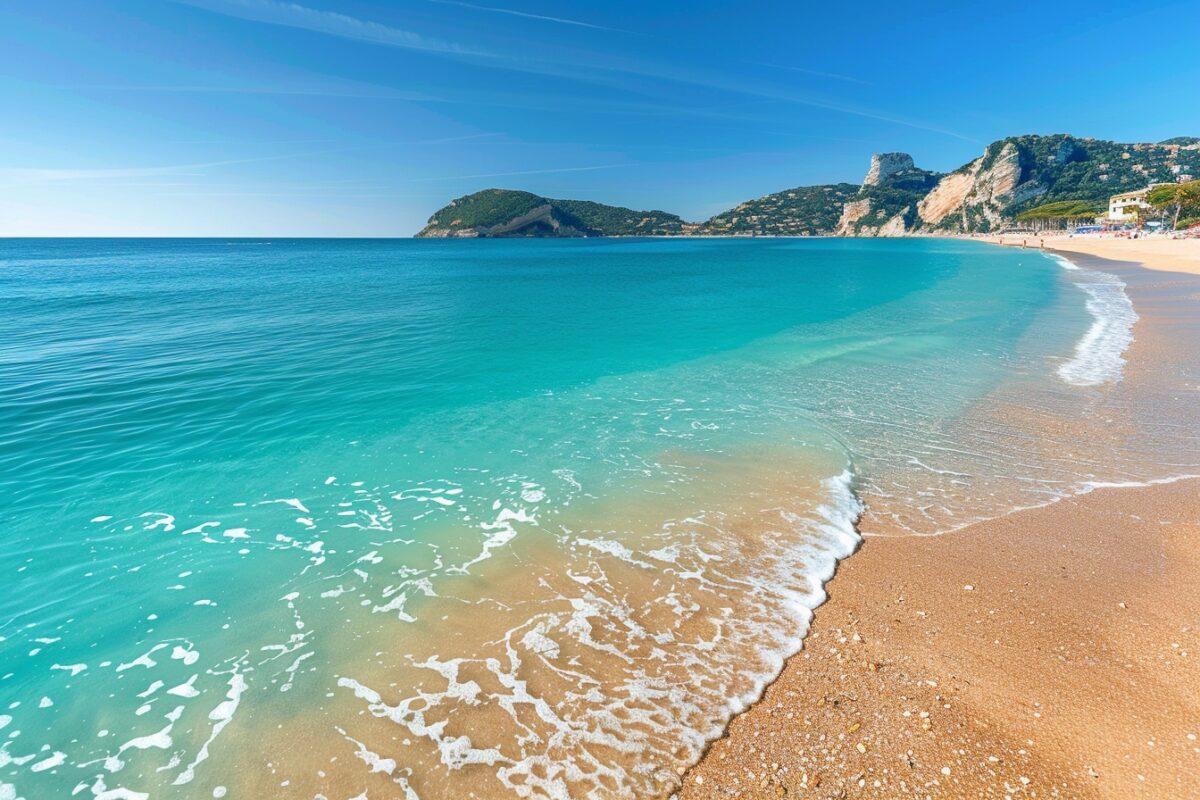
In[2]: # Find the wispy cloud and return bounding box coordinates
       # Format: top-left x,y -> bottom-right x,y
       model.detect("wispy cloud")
404,132 -> 504,145
1,134 -> 507,186
751,61 -> 870,86
153,191 -> 436,198
409,163 -> 631,182
174,0 -> 486,54
426,0 -> 624,32
70,82 -> 440,101
0,150 -> 333,184
175,0 -> 973,141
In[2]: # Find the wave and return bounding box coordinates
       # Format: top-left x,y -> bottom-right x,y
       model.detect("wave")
1051,253 -> 1138,386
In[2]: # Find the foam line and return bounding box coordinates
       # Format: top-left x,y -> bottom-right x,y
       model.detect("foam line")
1050,253 -> 1138,386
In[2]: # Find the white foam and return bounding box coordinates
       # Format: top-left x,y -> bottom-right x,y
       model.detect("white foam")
519,486 -> 545,503
325,468 -> 865,799
1052,255 -> 1138,386
1080,473 -> 1200,493
338,728 -> 396,775
86,776 -> 148,800
166,676 -> 200,698
170,645 -> 199,666
172,671 -> 246,786
29,751 -> 65,772
51,663 -> 87,677
116,644 -> 167,672
450,507 -> 536,573
139,513 -> 175,532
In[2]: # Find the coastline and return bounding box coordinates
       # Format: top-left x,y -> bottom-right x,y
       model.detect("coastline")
988,234 -> 1200,277
679,245 -> 1200,798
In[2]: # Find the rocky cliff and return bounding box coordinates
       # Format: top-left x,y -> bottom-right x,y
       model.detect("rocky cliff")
863,153 -> 916,187
832,153 -> 943,236
804,134 -> 1200,236
417,135 -> 1200,238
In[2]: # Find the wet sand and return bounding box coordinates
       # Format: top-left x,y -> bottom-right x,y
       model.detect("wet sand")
680,250 -> 1200,799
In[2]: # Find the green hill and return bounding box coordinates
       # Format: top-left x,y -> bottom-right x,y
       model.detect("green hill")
416,189 -> 686,237
416,134 -> 1200,238
700,184 -> 859,236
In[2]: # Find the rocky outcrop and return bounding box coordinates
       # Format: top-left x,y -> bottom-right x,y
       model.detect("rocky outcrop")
834,198 -> 872,236
863,153 -> 916,187
948,141 -> 1049,230
835,153 -> 942,236
419,134 -> 1200,237
962,141 -> 1023,226
877,208 -> 912,236
482,204 -> 590,237
917,164 -> 979,225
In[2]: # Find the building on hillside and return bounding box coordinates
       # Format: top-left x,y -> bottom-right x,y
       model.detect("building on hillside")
1102,184 -> 1168,222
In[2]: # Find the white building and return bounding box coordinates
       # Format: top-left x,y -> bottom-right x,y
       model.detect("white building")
1104,185 -> 1166,222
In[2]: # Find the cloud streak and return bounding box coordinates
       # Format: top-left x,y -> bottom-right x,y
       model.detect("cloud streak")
0,150 -> 338,184
70,82 -> 440,101
0,134 -> 508,185
426,0 -> 624,32
174,0 -> 486,55
408,163 -> 632,182
175,0 -> 973,141
750,61 -> 870,86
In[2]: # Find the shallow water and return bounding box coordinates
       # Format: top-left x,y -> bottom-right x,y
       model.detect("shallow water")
1,238 -> 1194,799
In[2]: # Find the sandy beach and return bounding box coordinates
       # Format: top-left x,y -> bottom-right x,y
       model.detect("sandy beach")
680,246 -> 1200,799
991,235 -> 1200,276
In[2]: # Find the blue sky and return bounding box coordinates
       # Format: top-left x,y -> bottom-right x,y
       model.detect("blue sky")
1,0 -> 1196,235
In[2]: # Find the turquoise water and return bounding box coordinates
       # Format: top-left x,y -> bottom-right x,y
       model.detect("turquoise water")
0,237 -> 1154,798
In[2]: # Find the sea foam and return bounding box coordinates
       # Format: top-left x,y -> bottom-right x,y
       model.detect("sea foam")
1052,254 -> 1138,386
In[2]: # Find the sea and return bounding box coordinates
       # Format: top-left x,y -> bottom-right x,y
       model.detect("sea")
1,237 -> 1194,799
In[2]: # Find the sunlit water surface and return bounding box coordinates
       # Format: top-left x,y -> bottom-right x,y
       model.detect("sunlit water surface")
2,238 -> 1195,799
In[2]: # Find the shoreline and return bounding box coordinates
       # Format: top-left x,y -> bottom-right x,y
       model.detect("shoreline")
680,477 -> 1200,800
679,245 -> 1200,798
986,234 -> 1200,277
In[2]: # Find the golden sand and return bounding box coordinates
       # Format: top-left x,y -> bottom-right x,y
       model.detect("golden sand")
681,247 -> 1200,798
679,479 -> 1200,800
990,235 -> 1200,277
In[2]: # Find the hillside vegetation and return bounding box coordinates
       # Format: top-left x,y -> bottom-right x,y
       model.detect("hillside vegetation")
418,189 -> 686,237
416,134 -> 1200,238
701,184 -> 859,236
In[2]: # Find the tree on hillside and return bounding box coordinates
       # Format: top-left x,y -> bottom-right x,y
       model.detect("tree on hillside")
1015,200 -> 1102,231
1147,180 -> 1200,229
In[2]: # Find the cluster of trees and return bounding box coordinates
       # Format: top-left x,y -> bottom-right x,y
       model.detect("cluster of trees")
702,184 -> 859,235
425,189 -> 549,229
1147,180 -> 1200,229
1015,200 -> 1101,229
554,199 -> 685,235
421,189 -> 687,236
1014,180 -> 1200,231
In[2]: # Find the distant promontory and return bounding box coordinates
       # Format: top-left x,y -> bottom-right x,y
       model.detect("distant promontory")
415,134 -> 1200,237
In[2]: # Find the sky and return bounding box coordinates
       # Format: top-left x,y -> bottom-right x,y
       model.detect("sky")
1,0 -> 1197,236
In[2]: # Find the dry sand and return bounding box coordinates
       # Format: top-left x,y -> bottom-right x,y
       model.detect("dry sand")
990,235 -> 1200,276
679,480 -> 1200,800
679,248 -> 1200,799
